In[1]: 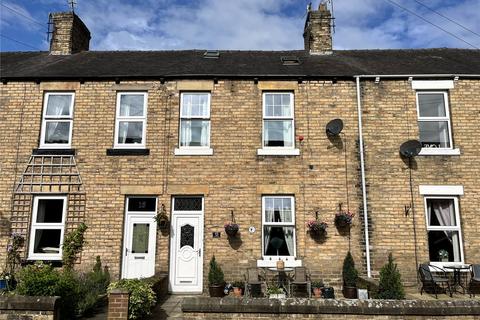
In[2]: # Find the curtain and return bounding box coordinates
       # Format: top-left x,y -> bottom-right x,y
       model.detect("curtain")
181,121 -> 192,146
429,200 -> 459,261
283,227 -> 294,256
46,96 -> 68,141
278,198 -> 293,256
200,121 -> 209,146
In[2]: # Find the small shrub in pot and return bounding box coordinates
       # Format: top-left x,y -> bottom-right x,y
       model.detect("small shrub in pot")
342,251 -> 358,298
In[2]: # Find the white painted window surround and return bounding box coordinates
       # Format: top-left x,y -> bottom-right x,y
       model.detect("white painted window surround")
40,92 -> 75,149
114,92 -> 148,149
413,80 -> 460,156
419,185 -> 464,196
257,92 -> 299,156
411,80 -> 454,90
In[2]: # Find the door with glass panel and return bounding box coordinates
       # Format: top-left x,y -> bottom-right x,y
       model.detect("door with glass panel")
122,197 -> 157,279
169,197 -> 204,293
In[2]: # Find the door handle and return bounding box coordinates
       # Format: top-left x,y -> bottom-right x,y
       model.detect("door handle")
198,248 -> 201,257
125,247 -> 129,256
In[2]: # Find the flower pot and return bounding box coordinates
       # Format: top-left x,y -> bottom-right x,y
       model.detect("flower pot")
0,279 -> 7,290
233,287 -> 243,297
209,284 -> 225,297
335,219 -> 350,228
225,225 -> 239,237
321,286 -> 335,299
313,287 -> 322,298
342,286 -> 358,299
310,229 -> 327,238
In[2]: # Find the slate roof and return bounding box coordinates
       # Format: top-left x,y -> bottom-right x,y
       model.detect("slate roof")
1,48 -> 480,80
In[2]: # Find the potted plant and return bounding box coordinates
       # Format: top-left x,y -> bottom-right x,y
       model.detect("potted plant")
224,222 -> 239,237
342,251 -> 358,299
154,204 -> 169,229
438,249 -> 449,262
306,219 -> 328,237
232,280 -> 244,297
311,280 -> 324,298
374,253 -> 405,299
335,209 -> 355,228
208,256 -> 225,297
267,284 -> 286,299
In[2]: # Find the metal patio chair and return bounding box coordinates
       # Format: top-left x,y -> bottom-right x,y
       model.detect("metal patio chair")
469,264 -> 480,297
244,267 -> 266,298
289,267 -> 311,298
418,263 -> 452,298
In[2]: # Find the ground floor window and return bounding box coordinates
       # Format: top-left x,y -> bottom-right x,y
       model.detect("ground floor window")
28,196 -> 67,260
262,196 -> 296,258
424,196 -> 463,264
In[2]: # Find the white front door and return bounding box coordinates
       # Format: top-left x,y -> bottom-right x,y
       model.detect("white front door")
169,197 -> 204,293
122,197 -> 157,279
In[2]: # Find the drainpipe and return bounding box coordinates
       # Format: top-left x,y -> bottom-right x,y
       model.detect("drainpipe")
355,76 -> 371,278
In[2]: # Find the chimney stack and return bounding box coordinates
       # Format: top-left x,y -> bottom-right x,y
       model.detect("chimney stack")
49,12 -> 90,55
303,3 -> 333,55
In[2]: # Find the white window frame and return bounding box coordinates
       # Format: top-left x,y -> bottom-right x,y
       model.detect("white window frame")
175,92 -> 213,156
257,195 -> 301,267
416,91 -> 460,156
40,92 -> 75,149
28,196 -> 67,261
423,195 -> 464,268
257,92 -> 299,156
114,92 -> 148,149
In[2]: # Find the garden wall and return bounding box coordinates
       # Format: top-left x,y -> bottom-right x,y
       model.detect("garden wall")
0,295 -> 60,320
182,297 -> 480,320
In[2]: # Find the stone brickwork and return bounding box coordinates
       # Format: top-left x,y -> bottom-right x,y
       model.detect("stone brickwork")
0,77 -> 478,291
0,295 -> 59,320
107,289 -> 129,320
49,12 -> 90,55
303,4 -> 333,54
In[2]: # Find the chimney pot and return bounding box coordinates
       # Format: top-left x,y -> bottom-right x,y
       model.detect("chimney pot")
49,12 -> 90,55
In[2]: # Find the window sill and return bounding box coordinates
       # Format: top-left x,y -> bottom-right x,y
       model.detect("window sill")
106,149 -> 150,156
257,148 -> 300,156
33,148 -> 76,155
257,258 -> 302,268
419,148 -> 460,156
174,147 -> 214,156
429,262 -> 469,271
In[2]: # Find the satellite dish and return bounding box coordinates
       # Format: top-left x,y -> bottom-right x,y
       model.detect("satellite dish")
326,119 -> 344,136
400,140 -> 422,158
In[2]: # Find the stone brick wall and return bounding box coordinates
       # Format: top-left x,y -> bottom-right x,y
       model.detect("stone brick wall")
0,77 -> 478,292
303,4 -> 333,54
0,295 -> 59,320
359,79 -> 480,284
49,12 -> 90,55
107,289 -> 129,320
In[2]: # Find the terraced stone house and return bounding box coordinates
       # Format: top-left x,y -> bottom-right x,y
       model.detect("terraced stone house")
1,4 -> 479,293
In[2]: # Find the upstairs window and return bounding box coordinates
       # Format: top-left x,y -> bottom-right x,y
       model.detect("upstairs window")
416,92 -> 452,149
179,92 -> 211,148
257,92 -> 299,156
28,196 -> 67,260
115,92 -> 147,149
40,92 -> 75,148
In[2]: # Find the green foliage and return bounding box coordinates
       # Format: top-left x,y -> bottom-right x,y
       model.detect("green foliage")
232,280 -> 244,289
375,253 -> 405,300
16,258 -> 111,318
16,263 -> 79,318
267,284 -> 284,295
208,255 -> 224,285
342,251 -> 358,287
311,280 -> 324,288
108,279 -> 157,320
62,223 -> 88,271
76,256 -> 111,316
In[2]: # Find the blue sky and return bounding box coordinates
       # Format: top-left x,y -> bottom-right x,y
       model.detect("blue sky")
1,0 -> 479,52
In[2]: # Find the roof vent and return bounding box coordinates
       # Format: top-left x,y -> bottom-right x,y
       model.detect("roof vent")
204,50 -> 220,59
281,56 -> 301,65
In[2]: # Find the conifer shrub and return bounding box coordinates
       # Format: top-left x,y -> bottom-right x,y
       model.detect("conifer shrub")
342,251 -> 358,287
208,255 -> 224,285
375,253 -> 405,299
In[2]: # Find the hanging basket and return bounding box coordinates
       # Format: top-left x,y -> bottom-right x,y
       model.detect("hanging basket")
334,214 -> 352,228
224,224 -> 239,237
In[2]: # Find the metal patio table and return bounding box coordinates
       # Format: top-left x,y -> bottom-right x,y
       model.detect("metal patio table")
444,264 -> 470,294
267,267 -> 294,296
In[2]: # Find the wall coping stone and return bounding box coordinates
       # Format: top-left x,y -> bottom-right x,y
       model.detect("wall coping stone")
109,288 -> 129,294
182,297 -> 480,316
0,295 -> 59,311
